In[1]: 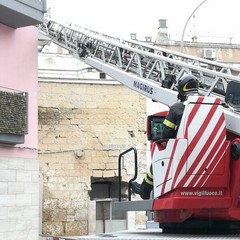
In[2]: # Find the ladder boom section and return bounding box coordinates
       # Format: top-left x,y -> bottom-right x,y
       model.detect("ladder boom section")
39,17 -> 240,135
84,57 -> 178,106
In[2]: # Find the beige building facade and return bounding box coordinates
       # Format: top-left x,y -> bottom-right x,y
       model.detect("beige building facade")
38,54 -> 156,235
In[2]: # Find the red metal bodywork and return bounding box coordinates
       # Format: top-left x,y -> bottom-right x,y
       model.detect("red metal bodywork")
148,96 -> 240,223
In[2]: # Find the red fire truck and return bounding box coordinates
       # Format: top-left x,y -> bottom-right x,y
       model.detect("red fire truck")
40,17 -> 240,235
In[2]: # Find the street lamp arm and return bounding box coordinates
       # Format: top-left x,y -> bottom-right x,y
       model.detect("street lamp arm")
180,0 -> 208,52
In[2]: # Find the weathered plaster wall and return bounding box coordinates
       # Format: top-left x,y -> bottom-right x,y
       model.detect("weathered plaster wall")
38,81 -> 148,236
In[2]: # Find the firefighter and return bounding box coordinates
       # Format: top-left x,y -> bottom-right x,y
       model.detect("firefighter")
131,74 -> 199,200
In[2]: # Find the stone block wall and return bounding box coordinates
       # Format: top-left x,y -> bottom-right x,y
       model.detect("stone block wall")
0,157 -> 39,240
38,81 -> 148,236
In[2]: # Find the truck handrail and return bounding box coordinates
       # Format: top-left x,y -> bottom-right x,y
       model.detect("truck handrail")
118,147 -> 138,201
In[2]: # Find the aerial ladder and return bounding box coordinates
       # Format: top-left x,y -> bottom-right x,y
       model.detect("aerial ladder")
39,17 -> 240,234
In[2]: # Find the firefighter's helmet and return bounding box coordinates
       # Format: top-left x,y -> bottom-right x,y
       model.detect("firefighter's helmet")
177,74 -> 199,101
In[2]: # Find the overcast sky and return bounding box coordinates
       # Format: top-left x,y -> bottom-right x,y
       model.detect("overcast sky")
46,0 -> 240,43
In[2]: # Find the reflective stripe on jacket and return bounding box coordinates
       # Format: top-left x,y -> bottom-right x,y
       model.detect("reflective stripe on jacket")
162,102 -> 185,139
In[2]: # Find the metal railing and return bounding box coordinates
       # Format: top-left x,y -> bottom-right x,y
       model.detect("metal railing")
118,147 -> 138,201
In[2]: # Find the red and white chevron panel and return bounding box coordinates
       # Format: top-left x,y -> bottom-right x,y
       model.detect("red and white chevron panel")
153,96 -> 228,198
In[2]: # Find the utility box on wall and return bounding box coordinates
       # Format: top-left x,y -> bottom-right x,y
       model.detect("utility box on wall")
0,88 -> 28,144
203,48 -> 216,59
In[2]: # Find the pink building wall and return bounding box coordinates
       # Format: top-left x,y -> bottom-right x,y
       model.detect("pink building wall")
0,24 -> 38,159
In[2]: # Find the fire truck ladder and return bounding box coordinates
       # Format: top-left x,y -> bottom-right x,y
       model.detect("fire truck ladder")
39,17 -> 240,135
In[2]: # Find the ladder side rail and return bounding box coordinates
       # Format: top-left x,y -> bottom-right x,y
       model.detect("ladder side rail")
122,38 -> 240,75
40,21 -> 240,135
84,56 -> 178,105
82,56 -> 240,137
127,40 -> 240,75
73,23 -> 240,81
41,20 -> 239,77
40,22 -> 240,100
40,21 -> 240,88
82,36 -> 240,90
43,18 -> 240,76
40,21 -> 240,97
138,43 -> 240,75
